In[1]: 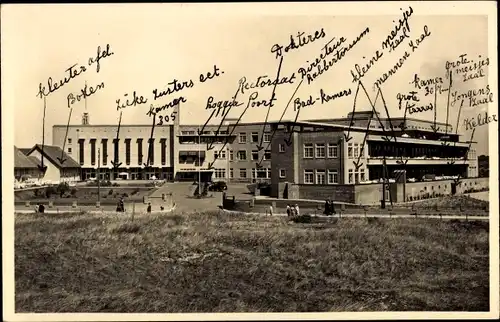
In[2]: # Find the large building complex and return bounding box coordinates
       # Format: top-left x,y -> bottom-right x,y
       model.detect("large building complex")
49,104 -> 480,203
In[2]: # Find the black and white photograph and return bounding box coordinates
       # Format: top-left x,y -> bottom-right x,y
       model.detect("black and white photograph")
2,1 -> 498,320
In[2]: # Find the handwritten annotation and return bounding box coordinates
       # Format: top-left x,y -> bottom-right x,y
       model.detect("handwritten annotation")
464,111 -> 497,130
271,29 -> 326,59
299,28 -> 370,84
37,44 -> 114,99
293,88 -> 352,111
445,54 -> 490,82
67,82 -> 105,108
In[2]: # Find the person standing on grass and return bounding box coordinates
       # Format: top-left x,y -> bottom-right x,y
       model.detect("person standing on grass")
324,199 -> 330,216
38,203 -> 45,214
34,204 -> 39,213
269,205 -> 273,216
294,204 -> 300,217
147,203 -> 152,213
286,204 -> 291,217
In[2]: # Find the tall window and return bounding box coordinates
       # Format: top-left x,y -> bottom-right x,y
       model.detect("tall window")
68,138 -> 72,144
125,139 -> 131,165
264,150 -> 271,160
90,139 -> 96,166
239,168 -> 247,178
251,132 -> 259,143
348,143 -> 353,159
137,139 -> 143,165
229,150 -> 234,161
102,139 -> 108,165
252,150 -> 259,161
328,170 -> 338,184
147,138 -> 155,165
78,139 -> 84,165
229,168 -> 234,179
304,144 -> 314,158
239,133 -> 247,143
279,144 -> 285,153
237,150 -> 247,160
113,139 -> 120,165
328,143 -> 338,158
348,169 -> 354,184
160,139 -> 167,165
360,168 -> 365,182
68,147 -> 72,154
315,143 -> 325,158
263,133 -> 271,143
304,170 -> 314,184
354,143 -> 359,158
279,169 -> 286,178
316,170 -> 326,184
354,170 -> 359,184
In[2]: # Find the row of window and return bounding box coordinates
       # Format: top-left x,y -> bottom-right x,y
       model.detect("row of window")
303,169 -> 340,184
239,132 -> 271,144
76,139 -> 165,166
303,143 -> 339,159
215,150 -> 272,161
347,143 -> 365,159
213,168 -> 272,179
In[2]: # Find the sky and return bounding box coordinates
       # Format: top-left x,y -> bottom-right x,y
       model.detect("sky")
2,2 -> 497,155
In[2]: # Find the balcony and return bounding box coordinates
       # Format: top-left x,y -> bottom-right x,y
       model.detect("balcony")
367,156 -> 472,166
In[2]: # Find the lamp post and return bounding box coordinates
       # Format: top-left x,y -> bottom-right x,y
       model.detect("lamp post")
198,129 -> 201,195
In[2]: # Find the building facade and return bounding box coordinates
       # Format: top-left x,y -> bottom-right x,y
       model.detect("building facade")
270,110 -> 479,202
51,107 -> 479,192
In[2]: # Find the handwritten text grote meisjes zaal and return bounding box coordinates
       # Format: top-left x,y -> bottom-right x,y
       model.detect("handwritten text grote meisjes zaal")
37,44 -> 114,99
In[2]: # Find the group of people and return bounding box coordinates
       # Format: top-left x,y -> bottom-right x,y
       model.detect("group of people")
34,203 -> 45,213
286,204 -> 300,217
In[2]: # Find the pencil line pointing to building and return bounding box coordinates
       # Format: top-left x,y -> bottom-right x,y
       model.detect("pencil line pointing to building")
57,108 -> 73,165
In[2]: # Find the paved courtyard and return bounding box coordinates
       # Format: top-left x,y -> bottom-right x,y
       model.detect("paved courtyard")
147,182 -> 252,213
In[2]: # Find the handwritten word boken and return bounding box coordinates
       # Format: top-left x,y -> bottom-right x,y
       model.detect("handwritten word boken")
36,44 -> 114,99
67,82 -> 105,108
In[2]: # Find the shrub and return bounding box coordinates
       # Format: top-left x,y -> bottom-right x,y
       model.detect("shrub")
111,223 -> 140,234
56,182 -> 70,198
70,188 -> 78,196
108,189 -> 114,195
292,214 -> 312,223
122,193 -> 129,198
45,186 -> 56,199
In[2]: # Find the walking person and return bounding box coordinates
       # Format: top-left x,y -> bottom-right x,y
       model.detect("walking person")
147,202 -> 152,213
294,204 -> 300,217
269,205 -> 273,216
286,204 -> 291,217
329,200 -> 336,215
324,199 -> 330,216
38,203 -> 45,214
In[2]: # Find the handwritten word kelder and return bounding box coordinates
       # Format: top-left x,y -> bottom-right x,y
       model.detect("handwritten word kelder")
36,44 -> 114,99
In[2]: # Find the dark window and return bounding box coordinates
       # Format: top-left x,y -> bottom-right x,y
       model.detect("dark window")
78,139 -> 84,165
161,139 -> 167,165
90,139 -> 96,165
102,139 -> 108,165
137,139 -> 143,165
113,139 -> 120,165
125,139 -> 131,165
147,138 -> 155,165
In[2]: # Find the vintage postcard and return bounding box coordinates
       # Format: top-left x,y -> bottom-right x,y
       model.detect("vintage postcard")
2,1 -> 498,321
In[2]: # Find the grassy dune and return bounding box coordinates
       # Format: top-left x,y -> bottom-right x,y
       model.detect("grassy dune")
15,211 -> 489,312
